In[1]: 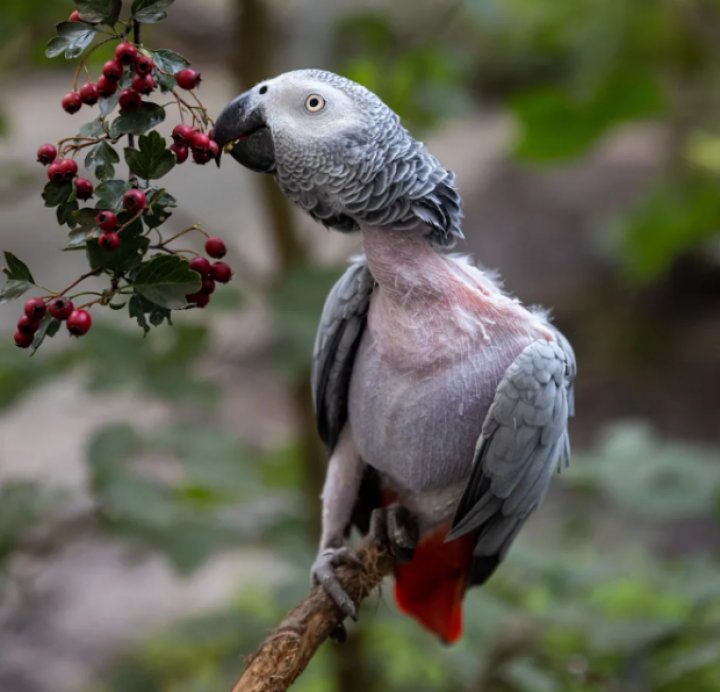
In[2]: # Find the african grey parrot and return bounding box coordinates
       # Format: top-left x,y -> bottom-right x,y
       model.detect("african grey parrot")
214,69 -> 576,643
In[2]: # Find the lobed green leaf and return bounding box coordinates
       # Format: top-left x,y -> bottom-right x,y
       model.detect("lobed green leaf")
131,0 -> 175,24
110,103 -> 165,137
47,21 -> 97,60
133,254 -> 201,309
124,131 -> 175,180
95,179 -> 129,210
0,252 -> 35,304
75,0 -> 122,24
85,141 -> 120,181
151,49 -> 189,75
42,181 -> 73,208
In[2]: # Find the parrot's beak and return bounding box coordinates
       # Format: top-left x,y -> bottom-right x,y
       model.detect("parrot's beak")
213,93 -> 276,173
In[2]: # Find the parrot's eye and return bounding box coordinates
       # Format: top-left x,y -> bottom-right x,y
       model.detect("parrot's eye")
304,94 -> 325,113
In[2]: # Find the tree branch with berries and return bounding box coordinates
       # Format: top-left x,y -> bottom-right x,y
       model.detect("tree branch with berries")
2,0 -> 233,352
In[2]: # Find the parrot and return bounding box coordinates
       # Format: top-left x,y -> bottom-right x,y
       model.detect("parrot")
214,69 -> 576,643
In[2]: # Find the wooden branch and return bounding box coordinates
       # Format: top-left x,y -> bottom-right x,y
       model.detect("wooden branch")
230,527 -> 395,692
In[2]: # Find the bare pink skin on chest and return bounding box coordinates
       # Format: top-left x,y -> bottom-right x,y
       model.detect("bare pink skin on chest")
348,226 -> 552,529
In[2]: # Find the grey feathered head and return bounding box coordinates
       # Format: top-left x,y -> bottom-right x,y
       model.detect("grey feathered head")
214,69 -> 463,247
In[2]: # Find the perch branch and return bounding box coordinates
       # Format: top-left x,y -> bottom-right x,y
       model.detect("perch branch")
230,519 -> 395,692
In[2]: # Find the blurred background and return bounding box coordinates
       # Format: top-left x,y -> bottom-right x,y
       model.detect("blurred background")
1,1 -> 720,690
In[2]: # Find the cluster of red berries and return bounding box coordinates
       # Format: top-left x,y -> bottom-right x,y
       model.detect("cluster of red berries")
38,145 -> 96,200
14,297 -> 92,348
171,124 -> 219,165
61,38 -> 202,119
186,237 -> 232,308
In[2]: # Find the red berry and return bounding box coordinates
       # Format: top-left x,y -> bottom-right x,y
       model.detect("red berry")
62,91 -> 82,114
204,236 -> 226,258
102,59 -> 123,82
189,256 -> 212,277
37,144 -> 57,165
211,261 -> 232,283
17,314 -> 40,335
119,88 -> 142,113
175,68 -> 201,90
170,143 -> 189,163
131,73 -> 155,95
67,309 -> 92,336
47,161 -> 65,184
55,158 -> 78,181
96,210 -> 118,231
123,189 -> 146,212
69,10 -> 81,21
191,132 -> 210,151
14,330 -> 34,348
96,75 -> 118,98
74,177 -> 94,200
186,292 -> 210,308
208,139 -> 220,160
172,124 -> 195,144
48,298 -> 74,321
79,82 -> 99,105
201,277 -> 216,295
115,42 -> 138,66
98,232 -> 121,251
192,148 -> 213,164
134,55 -> 154,76
24,297 -> 47,320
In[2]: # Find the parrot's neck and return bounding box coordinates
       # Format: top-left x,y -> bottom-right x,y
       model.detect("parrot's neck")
361,226 -> 454,301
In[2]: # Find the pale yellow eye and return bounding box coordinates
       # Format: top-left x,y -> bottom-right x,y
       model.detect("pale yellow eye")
304,94 -> 325,113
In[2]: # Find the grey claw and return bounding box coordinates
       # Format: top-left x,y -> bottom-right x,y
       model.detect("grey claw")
369,505 -> 418,564
311,547 -> 360,620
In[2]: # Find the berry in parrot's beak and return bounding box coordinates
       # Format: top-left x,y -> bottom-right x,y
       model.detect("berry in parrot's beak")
213,92 -> 275,173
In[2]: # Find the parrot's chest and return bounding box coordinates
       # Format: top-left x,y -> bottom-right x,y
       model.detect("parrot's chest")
347,289 -> 534,525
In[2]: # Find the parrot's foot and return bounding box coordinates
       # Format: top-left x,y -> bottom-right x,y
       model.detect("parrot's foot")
311,546 -> 363,620
370,504 -> 418,564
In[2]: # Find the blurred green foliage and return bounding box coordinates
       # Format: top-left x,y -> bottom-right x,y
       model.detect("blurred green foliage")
334,0 -> 720,283
82,423 -> 720,692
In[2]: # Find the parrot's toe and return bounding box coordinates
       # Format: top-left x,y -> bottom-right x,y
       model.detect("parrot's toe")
311,547 -> 361,620
370,505 -> 418,564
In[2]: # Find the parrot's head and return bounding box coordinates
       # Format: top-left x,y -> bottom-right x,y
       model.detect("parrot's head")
214,69 -> 463,246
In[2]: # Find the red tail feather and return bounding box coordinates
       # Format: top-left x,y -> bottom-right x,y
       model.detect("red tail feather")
393,524 -> 474,643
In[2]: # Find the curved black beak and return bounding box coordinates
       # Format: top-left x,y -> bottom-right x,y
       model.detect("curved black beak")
213,93 -> 276,173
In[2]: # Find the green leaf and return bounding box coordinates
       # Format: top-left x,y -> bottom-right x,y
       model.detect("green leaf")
57,200 -> 80,227
511,70 -> 664,162
131,0 -> 175,23
110,103 -> 165,137
99,91 -> 120,117
86,221 -> 149,272
95,179 -> 129,210
133,255 -> 201,309
42,181 -> 73,208
615,177 -> 720,283
30,317 -> 61,355
47,21 -> 97,60
45,37 -> 69,59
143,190 -> 176,228
0,252 -> 35,304
151,49 -> 189,74
75,0 -> 121,24
79,117 -> 108,137
3,252 -> 34,284
85,141 -> 119,181
124,131 -> 175,180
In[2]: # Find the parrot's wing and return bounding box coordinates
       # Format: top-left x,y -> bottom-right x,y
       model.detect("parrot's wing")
446,332 -> 576,584
312,257 -> 375,450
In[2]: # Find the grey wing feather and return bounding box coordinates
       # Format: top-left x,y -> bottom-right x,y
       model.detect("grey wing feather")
447,331 -> 576,584
311,257 -> 375,450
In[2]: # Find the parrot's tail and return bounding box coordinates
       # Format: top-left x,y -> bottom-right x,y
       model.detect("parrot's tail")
393,525 -> 474,643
